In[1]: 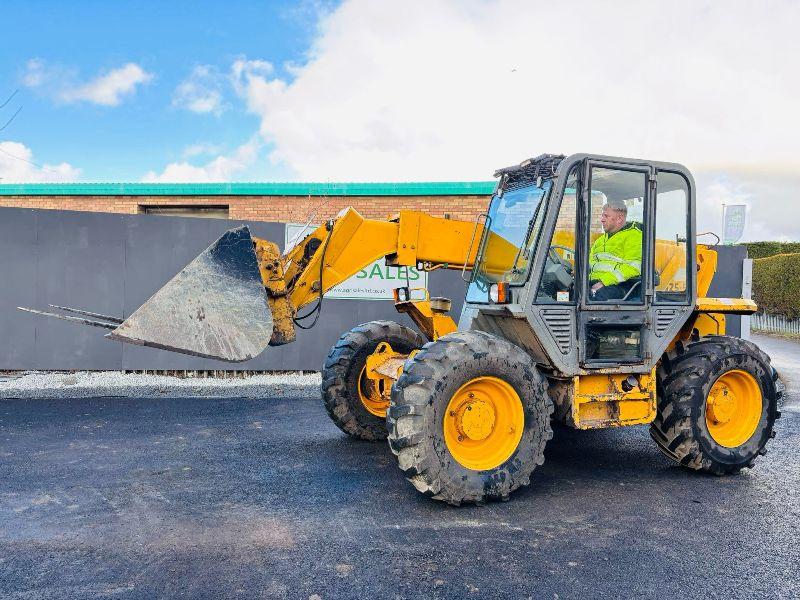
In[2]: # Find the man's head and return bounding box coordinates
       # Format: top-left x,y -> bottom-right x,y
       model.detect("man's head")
600,200 -> 627,234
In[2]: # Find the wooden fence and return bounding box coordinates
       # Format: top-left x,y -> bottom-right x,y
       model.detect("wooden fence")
751,312 -> 800,335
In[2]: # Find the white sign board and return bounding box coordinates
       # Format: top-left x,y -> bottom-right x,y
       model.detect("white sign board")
722,204 -> 747,245
285,223 -> 427,300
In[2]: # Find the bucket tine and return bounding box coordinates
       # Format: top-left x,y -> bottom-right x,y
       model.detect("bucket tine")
48,304 -> 124,324
17,306 -> 118,330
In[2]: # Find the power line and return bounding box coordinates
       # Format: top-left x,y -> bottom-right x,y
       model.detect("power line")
0,89 -> 18,110
0,144 -> 59,174
0,88 -> 43,175
0,105 -> 22,133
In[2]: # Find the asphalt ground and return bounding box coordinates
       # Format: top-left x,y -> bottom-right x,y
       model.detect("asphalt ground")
1,334 -> 798,599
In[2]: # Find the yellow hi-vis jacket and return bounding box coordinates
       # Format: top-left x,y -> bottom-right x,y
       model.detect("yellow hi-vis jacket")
589,222 -> 643,286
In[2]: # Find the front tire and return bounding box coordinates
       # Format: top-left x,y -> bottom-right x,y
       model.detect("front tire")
322,321 -> 425,441
650,335 -> 780,475
387,331 -> 553,505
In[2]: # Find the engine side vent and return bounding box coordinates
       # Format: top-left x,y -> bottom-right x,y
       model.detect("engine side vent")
541,309 -> 573,354
655,308 -> 679,337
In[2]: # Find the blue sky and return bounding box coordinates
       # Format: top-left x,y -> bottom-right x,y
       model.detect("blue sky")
1,1 -> 799,240
1,1 -> 332,181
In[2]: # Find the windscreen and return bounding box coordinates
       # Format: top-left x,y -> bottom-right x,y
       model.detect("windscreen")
466,181 -> 551,303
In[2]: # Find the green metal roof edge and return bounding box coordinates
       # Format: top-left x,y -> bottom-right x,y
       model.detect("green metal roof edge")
0,181 -> 497,196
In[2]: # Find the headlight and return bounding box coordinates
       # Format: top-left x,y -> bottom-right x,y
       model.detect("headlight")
393,286 -> 410,302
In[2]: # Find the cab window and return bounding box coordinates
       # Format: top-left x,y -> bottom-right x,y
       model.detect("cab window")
586,167 -> 646,303
537,167 -> 577,302
466,181 -> 551,303
654,172 -> 690,303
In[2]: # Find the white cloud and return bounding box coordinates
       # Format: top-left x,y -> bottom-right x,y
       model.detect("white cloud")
141,139 -> 260,182
173,65 -> 226,115
182,142 -> 224,158
230,0 -> 800,239
61,63 -> 152,106
695,169 -> 800,242
0,141 -> 81,183
21,58 -> 49,88
231,58 -> 274,95
23,60 -> 152,106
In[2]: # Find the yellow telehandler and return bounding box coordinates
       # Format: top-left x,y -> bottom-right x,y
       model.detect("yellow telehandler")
23,153 -> 781,505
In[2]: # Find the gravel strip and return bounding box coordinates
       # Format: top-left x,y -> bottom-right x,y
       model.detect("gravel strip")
0,371 -> 322,400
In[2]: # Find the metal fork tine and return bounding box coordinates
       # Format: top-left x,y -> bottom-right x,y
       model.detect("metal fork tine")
48,304 -> 124,324
17,307 -> 118,330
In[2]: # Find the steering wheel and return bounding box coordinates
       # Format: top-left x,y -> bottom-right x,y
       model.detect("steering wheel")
548,244 -> 574,268
542,244 -> 574,294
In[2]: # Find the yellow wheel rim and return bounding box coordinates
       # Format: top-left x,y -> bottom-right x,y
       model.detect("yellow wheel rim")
705,370 -> 762,448
358,365 -> 390,418
443,376 -> 524,471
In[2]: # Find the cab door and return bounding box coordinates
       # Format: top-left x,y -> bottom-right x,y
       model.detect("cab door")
578,160 -> 654,369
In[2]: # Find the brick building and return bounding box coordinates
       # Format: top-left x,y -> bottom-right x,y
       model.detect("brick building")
0,181 -> 495,223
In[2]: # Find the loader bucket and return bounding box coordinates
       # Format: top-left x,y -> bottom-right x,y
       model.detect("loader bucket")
107,226 -> 273,362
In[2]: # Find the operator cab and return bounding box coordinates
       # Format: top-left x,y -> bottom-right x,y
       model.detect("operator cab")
462,153 -> 695,377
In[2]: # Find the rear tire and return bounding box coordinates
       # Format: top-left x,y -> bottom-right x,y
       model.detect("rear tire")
650,335 -> 780,475
322,321 -> 425,441
388,331 -> 553,505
